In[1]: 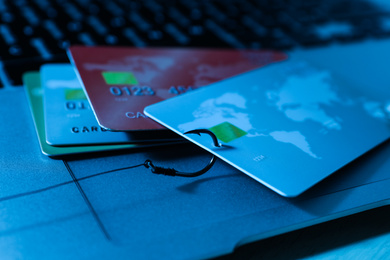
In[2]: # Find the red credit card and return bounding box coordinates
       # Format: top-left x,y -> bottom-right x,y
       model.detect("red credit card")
68,46 -> 286,131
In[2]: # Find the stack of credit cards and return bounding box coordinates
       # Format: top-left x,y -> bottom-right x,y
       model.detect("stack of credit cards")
21,45 -> 390,196
23,68 -> 152,157
22,47 -> 286,157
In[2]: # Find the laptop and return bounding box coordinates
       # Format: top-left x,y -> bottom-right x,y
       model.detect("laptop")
1,0 -> 390,259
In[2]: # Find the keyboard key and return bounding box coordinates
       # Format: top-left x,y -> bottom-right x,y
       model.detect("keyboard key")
87,15 -> 108,36
205,19 -> 246,48
30,37 -> 52,59
122,28 -> 146,47
164,23 -> 189,45
20,5 -> 41,26
168,6 -> 191,28
0,24 -> 17,45
129,11 -> 152,32
78,32 -> 96,46
43,20 -> 64,40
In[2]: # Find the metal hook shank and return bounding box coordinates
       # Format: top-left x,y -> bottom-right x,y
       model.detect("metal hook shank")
143,129 -> 220,177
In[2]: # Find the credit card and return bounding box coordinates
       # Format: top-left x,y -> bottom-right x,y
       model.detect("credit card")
23,71 -> 164,157
68,46 -> 286,131
145,58 -> 390,197
41,64 -> 179,146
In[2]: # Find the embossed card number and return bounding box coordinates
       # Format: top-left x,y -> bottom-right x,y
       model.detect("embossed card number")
109,86 -> 155,96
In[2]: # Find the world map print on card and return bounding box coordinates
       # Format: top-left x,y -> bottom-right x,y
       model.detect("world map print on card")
145,58 -> 390,197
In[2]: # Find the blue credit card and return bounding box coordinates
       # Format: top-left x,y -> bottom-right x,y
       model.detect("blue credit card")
41,64 -> 155,146
145,57 -> 390,197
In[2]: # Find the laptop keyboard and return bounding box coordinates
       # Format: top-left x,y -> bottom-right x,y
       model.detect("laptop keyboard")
1,0 -> 389,86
